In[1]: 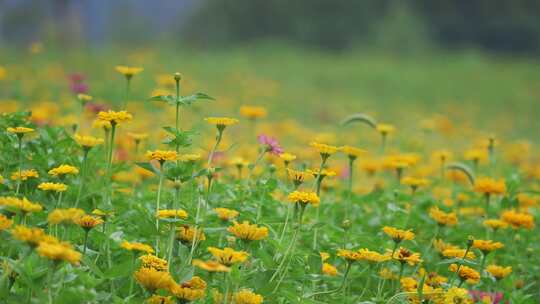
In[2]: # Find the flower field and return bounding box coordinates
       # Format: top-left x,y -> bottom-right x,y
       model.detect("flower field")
0,47 -> 539,304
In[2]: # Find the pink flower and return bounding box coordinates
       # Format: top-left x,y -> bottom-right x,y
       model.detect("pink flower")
469,290 -> 505,304
85,102 -> 110,114
70,82 -> 88,94
257,134 -> 283,155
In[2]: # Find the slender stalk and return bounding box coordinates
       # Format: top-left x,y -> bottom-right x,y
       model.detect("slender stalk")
82,230 -> 89,255
75,149 -> 89,208
15,136 -> 22,195
105,125 -> 117,206
307,262 -> 352,297
155,165 -> 165,253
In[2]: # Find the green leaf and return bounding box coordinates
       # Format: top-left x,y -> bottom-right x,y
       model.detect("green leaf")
341,113 -> 378,129
135,162 -> 159,175
179,92 -> 214,105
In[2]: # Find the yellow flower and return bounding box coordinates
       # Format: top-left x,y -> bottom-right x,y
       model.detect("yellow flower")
176,225 -> 206,244
387,247 -> 422,265
279,152 -> 297,164
139,254 -> 169,272
429,207 -> 458,226
442,248 -> 476,260
0,197 -> 43,214
401,176 -> 430,189
232,289 -> 264,304
146,295 -> 174,304
486,265 -> 512,280
47,208 -> 85,225
7,127 -> 34,135
121,241 -> 154,254
205,117 -> 239,131
306,168 -> 337,179
10,169 -> 39,181
171,276 -> 207,302
178,153 -> 202,162
229,157 -> 249,168
239,105 -> 267,120
376,123 -> 395,135
337,249 -> 362,262
92,119 -> 112,130
357,248 -> 391,263
157,209 -> 188,219
192,259 -> 231,272
473,177 -> 506,196
115,65 -> 144,78
340,145 -> 366,159
146,150 -> 178,163
310,142 -> 338,158
286,169 -> 311,186
449,263 -> 480,284
134,267 -> 175,293
500,209 -> 535,229
483,219 -> 508,231
77,94 -> 92,103
287,191 -> 320,207
36,240 -> 81,265
472,239 -> 504,254
444,287 -> 472,304
37,182 -> 67,192
97,110 -> 133,125
207,247 -> 249,266
48,164 -> 79,177
0,214 -> 13,231
74,134 -> 104,149
11,225 -> 46,246
322,263 -> 338,276
464,148 -> 488,163
431,149 -> 453,164
127,132 -> 149,142
227,221 -> 269,241
74,215 -> 104,230
382,226 -> 415,243
214,208 -> 239,221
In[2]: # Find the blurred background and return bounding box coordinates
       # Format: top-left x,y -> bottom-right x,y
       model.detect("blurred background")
1,0 -> 540,139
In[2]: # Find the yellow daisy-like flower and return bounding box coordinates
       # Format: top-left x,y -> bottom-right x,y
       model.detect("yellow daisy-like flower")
176,225 -> 206,244
464,148 -> 488,163
387,247 -> 422,266
121,241 -> 154,254
178,153 -> 202,162
444,287 -> 472,304
214,208 -> 239,221
36,240 -> 82,265
157,209 -> 188,219
37,182 -> 67,192
97,110 -> 133,125
287,190 -> 320,207
473,177 -> 506,196
127,132 -> 149,142
205,117 -> 239,131
146,295 -> 174,304
337,249 -> 362,262
0,214 -> 13,231
382,226 -> 415,243
232,289 -> 264,304
357,248 -> 391,263
472,239 -> 504,254
306,168 -> 337,179
48,164 -> 79,177
442,248 -> 476,260
500,209 -> 535,230
376,123 -> 395,135
115,65 -> 144,78
207,247 -> 249,266
74,134 -> 104,149
239,105 -> 267,120
310,142 -> 339,158
171,276 -> 207,302
77,94 -> 92,103
74,215 -> 104,230
401,176 -> 430,190
486,265 -> 512,280
139,254 -> 169,272
10,169 -> 39,181
429,207 -> 458,226
92,119 -> 112,130
286,169 -> 311,186
192,259 -> 230,272
7,127 -> 34,135
134,267 -> 175,293
11,225 -> 46,246
483,219 -> 508,231
0,197 -> 43,214
229,157 -> 250,168
322,263 -> 338,276
280,152 -> 297,164
227,221 -> 269,241
431,149 -> 453,164
47,208 -> 86,225
146,150 -> 178,163
340,145 -> 366,160
449,263 -> 480,285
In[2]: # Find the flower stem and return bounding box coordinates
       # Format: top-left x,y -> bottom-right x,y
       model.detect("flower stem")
82,230 -> 89,255
155,165 -> 165,253
75,149 -> 89,208
15,137 -> 22,196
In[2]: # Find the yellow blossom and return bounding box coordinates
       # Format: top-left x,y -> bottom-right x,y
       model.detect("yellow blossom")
207,247 -> 249,266
48,164 -> 79,177
239,105 -> 267,120
214,208 -> 239,221
121,241 -> 155,254
382,226 -> 415,243
227,221 -> 268,241
37,182 -> 67,192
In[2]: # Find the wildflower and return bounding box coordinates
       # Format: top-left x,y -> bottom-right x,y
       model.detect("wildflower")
376,123 -> 395,136
192,259 -> 230,272
214,208 -> 239,221
360,158 -> 380,176
205,117 -> 239,131
74,134 -> 104,149
232,289 -> 264,304
115,65 -> 143,78
387,247 -> 422,265
429,207 -> 458,226
178,153 -> 202,162
486,265 -> 512,280
156,209 -> 188,219
280,152 -> 296,165
310,142 -> 338,160
121,241 -> 155,254
36,240 -> 82,265
442,248 -> 476,260
0,214 -> 13,231
227,221 -> 268,241
240,105 -> 267,120
92,119 -> 112,130
74,215 -> 104,231
500,209 -> 535,229
306,168 -> 337,179
340,145 -> 366,160
257,134 -> 283,155
473,177 -> 506,196
472,239 -> 504,254
127,132 -> 149,142
431,149 -> 452,164
7,127 -> 34,135
11,226 -> 46,246
337,249 -> 363,262
37,182 -> 67,192
287,191 -> 320,207
0,197 -> 43,214
11,169 -> 39,181
229,157 -> 250,172
47,208 -> 85,225
139,254 -> 168,272
286,169 -> 311,187
483,219 -> 508,231
357,248 -> 390,263
322,263 -> 338,276
382,226 -> 415,243
464,149 -> 488,165
146,295 -> 174,304
379,268 -> 398,280
401,176 -> 430,192
320,252 -> 330,261
444,287 -> 472,304
77,93 -> 92,103
97,110 -> 133,125
207,247 -> 249,266
469,291 -> 503,304
176,225 -> 206,244
171,276 -> 207,302
449,263 -> 480,285
48,164 -> 79,177
134,267 -> 175,293
146,150 -> 178,163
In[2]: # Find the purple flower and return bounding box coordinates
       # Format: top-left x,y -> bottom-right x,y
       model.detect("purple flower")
258,134 -> 283,155
469,290 -> 505,304
70,82 -> 88,94
68,73 -> 86,83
